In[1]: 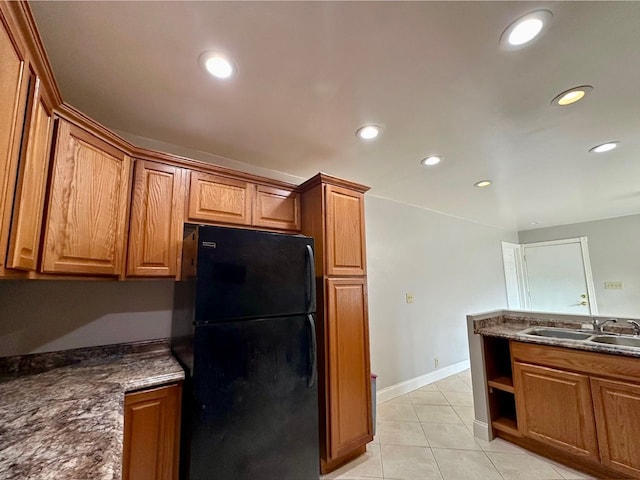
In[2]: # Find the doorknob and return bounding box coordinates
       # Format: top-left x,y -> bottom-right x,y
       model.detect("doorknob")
571,301 -> 587,306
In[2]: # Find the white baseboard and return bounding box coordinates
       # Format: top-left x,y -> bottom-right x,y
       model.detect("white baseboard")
473,419 -> 491,441
376,359 -> 471,404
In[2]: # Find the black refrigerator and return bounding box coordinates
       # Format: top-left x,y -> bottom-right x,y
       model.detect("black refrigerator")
172,225 -> 320,480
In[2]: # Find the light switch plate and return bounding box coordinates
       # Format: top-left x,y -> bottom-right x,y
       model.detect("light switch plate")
406,293 -> 414,304
604,281 -> 623,290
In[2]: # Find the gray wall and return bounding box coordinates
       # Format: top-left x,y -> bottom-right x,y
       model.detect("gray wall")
519,214 -> 640,318
365,195 -> 518,390
0,280 -> 174,356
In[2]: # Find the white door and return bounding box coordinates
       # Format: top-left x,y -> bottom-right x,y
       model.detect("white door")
523,238 -> 597,315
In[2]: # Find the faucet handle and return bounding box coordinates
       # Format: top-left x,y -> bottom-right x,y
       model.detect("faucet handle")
628,320 -> 640,336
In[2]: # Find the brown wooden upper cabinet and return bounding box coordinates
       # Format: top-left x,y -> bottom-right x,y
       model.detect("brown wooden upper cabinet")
41,119 -> 132,276
188,171 -> 253,226
253,185 -> 300,231
6,73 -> 53,271
188,171 -> 301,232
127,160 -> 186,277
0,11 -> 31,272
325,185 -> 367,276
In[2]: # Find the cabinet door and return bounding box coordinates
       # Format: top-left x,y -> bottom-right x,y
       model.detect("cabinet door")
0,14 -> 29,271
591,377 -> 640,477
326,277 -> 373,459
6,75 -> 53,270
123,383 -> 181,480
325,185 -> 366,276
513,362 -> 598,461
127,160 -> 186,277
41,120 -> 131,275
253,185 -> 300,231
187,171 -> 253,225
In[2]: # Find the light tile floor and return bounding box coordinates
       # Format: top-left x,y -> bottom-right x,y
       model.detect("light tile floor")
322,369 -> 595,480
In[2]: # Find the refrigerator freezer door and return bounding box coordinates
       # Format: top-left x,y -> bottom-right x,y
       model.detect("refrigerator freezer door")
195,226 -> 315,323
189,317 -> 319,480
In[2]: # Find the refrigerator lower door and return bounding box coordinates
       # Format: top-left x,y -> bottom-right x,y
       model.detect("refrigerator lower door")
189,317 -> 319,480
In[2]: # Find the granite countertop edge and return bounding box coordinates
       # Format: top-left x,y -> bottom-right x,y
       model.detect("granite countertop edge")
471,311 -> 640,359
0,342 -> 185,480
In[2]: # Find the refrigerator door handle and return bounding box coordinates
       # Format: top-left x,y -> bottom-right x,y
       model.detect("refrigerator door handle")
307,314 -> 317,388
305,244 -> 317,313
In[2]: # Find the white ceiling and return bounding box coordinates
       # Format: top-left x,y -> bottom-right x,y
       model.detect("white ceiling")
30,1 -> 640,231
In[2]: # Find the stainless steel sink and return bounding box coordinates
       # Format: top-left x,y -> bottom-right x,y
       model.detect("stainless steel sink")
519,327 -> 593,341
588,335 -> 640,348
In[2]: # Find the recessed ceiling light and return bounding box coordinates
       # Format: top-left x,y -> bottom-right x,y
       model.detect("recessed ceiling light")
421,156 -> 442,167
500,10 -> 553,51
474,180 -> 492,188
199,51 -> 236,79
551,85 -> 593,106
589,142 -> 619,153
356,125 -> 381,140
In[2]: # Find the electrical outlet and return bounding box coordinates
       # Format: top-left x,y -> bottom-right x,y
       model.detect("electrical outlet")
604,281 -> 623,290
434,357 -> 439,368
406,293 -> 414,304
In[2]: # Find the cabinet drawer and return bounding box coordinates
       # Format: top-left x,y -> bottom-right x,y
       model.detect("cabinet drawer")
188,171 -> 253,226
510,341 -> 640,383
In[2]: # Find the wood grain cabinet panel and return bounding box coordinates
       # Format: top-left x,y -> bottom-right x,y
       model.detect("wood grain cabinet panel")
253,185 -> 300,231
513,361 -> 599,461
325,185 -> 366,276
591,377 -> 640,477
0,14 -> 29,270
41,120 -> 131,276
127,160 -> 186,277
326,277 -> 373,459
188,171 -> 252,226
123,383 -> 181,480
6,75 -> 53,271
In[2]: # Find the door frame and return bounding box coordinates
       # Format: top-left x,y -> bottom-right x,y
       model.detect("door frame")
520,237 -> 598,315
501,241 -> 526,309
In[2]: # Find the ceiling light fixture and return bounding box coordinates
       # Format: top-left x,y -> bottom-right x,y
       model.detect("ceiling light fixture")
589,142 -> 619,153
474,180 -> 492,188
199,51 -> 236,79
500,10 -> 553,51
421,156 -> 442,167
356,125 -> 381,140
551,85 -> 593,106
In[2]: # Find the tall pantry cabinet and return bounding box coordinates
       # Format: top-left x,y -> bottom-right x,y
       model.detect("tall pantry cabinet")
298,173 -> 373,474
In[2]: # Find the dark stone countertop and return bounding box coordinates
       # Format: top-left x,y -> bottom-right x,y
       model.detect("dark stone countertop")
468,309 -> 640,359
0,341 -> 185,480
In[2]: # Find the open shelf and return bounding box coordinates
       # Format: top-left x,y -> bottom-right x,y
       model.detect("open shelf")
488,376 -> 514,393
492,416 -> 519,436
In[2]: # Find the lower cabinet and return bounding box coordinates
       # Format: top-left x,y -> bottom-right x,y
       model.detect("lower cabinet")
123,383 -> 181,480
513,361 -> 599,461
504,341 -> 640,478
323,278 -> 373,466
591,377 -> 640,477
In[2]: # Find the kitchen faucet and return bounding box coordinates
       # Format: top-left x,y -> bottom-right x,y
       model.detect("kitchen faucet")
628,320 -> 640,336
592,317 -> 618,332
